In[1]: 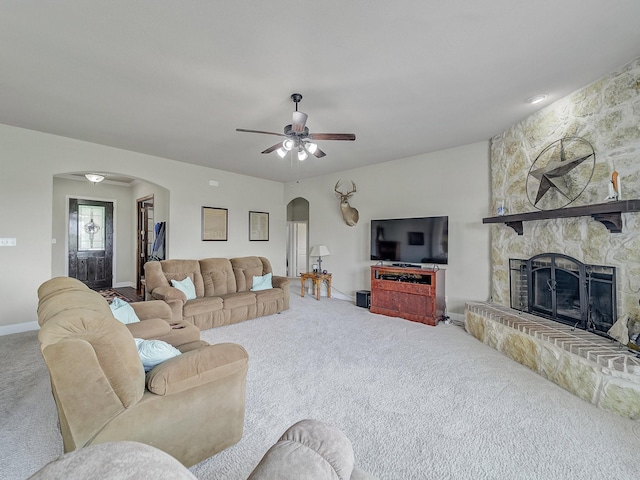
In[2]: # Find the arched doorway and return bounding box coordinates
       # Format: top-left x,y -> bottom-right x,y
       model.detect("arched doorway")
286,197 -> 309,277
52,172 -> 169,291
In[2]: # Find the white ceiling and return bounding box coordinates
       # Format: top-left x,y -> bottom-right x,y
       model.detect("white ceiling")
2,1 -> 640,183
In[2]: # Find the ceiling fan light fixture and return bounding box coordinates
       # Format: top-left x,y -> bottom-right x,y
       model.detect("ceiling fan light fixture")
236,92 -> 356,161
282,138 -> 295,151
85,173 -> 105,183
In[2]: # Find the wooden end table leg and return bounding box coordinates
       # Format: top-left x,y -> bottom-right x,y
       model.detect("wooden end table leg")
315,278 -> 321,301
300,277 -> 305,297
326,279 -> 331,299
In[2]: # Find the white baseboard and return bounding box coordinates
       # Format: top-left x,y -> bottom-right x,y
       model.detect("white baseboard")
114,281 -> 135,288
332,291 -> 351,301
0,321 -> 39,336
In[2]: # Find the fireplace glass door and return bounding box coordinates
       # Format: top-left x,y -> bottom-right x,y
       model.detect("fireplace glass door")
530,256 -> 583,326
510,254 -> 616,336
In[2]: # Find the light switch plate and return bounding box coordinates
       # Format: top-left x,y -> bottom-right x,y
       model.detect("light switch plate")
0,238 -> 17,246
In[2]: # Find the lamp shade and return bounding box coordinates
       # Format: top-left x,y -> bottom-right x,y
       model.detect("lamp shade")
310,245 -> 330,257
282,138 -> 295,151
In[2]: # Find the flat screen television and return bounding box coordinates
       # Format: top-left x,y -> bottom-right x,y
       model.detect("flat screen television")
370,216 -> 448,265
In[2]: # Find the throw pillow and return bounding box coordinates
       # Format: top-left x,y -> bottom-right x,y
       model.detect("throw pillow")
109,297 -> 140,325
134,338 -> 181,372
171,277 -> 197,300
251,272 -> 273,291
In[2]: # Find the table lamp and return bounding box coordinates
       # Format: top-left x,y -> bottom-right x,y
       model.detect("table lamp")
310,245 -> 330,273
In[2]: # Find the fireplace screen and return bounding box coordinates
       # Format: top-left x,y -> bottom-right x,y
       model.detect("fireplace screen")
509,254 -> 616,335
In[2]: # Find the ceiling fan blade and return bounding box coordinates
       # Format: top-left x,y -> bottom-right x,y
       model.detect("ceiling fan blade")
292,111 -> 308,133
312,147 -> 326,158
236,128 -> 285,137
308,133 -> 356,141
261,142 -> 283,154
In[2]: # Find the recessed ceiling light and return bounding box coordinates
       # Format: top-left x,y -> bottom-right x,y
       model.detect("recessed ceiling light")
526,94 -> 548,105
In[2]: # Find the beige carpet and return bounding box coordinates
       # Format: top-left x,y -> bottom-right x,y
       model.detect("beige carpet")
189,293 -> 640,479
3,291 -> 640,479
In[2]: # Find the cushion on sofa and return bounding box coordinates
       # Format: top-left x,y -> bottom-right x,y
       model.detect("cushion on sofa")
231,256 -> 266,292
37,288 -> 112,327
200,258 -> 237,296
251,272 -> 273,291
182,296 -> 224,317
37,276 -> 94,304
156,259 -> 205,297
110,298 -> 141,324
171,277 -> 197,300
145,343 -> 249,396
134,339 -> 182,372
221,292 -> 257,309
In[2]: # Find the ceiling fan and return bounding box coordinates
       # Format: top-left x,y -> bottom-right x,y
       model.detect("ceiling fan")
236,93 -> 356,161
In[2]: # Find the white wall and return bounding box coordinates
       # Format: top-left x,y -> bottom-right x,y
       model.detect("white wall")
284,141 -> 492,317
0,124 -> 286,332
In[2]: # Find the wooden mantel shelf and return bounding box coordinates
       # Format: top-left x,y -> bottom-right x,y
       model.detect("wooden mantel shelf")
482,199 -> 640,235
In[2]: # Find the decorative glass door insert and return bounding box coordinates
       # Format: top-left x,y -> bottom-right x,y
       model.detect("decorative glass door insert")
78,205 -> 106,251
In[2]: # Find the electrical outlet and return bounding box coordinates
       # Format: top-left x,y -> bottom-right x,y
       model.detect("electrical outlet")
0,238 -> 17,247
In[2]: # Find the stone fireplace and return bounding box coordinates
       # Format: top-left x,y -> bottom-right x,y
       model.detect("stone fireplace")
509,253 -> 616,336
489,57 -> 640,320
475,58 -> 640,420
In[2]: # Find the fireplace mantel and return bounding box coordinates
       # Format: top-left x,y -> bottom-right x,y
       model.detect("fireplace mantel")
482,199 -> 640,235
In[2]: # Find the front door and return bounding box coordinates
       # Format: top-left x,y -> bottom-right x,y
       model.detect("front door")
68,198 -> 114,289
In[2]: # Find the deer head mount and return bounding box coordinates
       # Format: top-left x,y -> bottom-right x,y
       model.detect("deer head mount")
335,180 -> 359,226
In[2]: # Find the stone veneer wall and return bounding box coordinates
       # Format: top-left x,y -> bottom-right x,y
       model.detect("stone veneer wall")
490,57 -> 640,318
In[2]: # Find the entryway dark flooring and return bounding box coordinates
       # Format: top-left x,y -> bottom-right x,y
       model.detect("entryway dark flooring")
113,286 -> 144,302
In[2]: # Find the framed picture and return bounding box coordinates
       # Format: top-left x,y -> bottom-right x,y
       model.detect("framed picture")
249,211 -> 269,241
202,206 -> 228,241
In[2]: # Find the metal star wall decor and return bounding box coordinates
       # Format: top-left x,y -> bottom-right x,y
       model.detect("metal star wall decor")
526,137 -> 596,210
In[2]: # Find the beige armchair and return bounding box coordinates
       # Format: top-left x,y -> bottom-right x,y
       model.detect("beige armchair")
36,277 -> 248,467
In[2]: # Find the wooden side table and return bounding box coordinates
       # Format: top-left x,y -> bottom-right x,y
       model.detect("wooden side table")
300,272 -> 332,301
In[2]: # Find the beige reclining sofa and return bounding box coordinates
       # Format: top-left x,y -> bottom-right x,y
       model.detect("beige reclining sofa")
36,277 -> 249,467
144,256 -> 290,330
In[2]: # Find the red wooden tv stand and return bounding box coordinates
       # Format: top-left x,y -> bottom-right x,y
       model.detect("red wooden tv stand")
370,265 -> 445,326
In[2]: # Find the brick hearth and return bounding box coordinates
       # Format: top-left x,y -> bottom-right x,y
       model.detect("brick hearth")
465,302 -> 640,420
